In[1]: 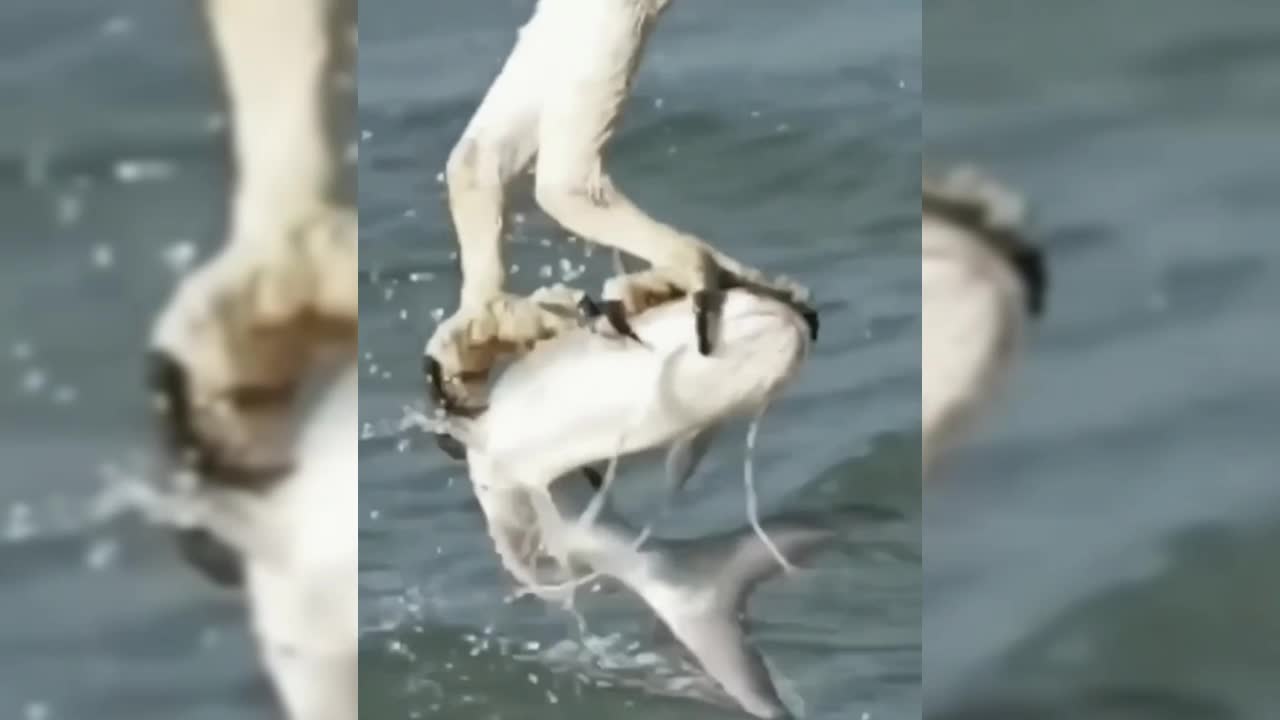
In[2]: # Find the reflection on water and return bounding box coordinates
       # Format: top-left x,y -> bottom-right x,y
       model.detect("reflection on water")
925,1 -> 1280,717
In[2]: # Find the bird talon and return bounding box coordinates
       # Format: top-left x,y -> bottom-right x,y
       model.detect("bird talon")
576,294 -> 604,324
145,350 -> 284,488
422,354 -> 485,460
800,304 -> 819,341
691,289 -> 722,355
423,354 -> 449,409
145,352 -> 279,585
577,294 -> 602,319
600,299 -> 645,345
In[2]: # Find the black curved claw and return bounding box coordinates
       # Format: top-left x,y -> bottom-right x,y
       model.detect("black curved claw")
423,354 -> 449,410
146,352 -> 253,588
422,355 -> 485,419
422,355 -> 483,461
600,300 -> 644,345
174,527 -> 244,588
577,294 -> 604,322
800,305 -> 820,341
145,350 -> 285,488
578,292 -> 645,345
147,350 -> 213,476
691,289 -> 724,356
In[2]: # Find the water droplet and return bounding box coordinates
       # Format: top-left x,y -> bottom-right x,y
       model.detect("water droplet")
55,193 -> 83,227
101,16 -> 134,37
91,244 -> 114,269
114,159 -> 175,184
85,538 -> 119,570
163,240 -> 199,274
20,369 -> 47,394
5,503 -> 35,542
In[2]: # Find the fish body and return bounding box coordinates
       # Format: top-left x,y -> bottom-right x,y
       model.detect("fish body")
454,289 -> 811,484
455,289 -> 826,718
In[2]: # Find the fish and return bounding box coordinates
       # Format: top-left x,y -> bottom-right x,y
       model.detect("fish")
176,361 -> 357,720
442,288 -> 827,718
442,287 -> 814,580
923,166 -> 1048,476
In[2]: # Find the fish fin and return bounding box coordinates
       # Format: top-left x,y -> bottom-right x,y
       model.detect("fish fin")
663,425 -> 719,498
658,518 -> 832,719
717,517 -> 833,608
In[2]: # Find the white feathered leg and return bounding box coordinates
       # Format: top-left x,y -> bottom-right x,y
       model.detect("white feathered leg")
533,0 -> 810,318
533,0 -> 711,305
445,11 -> 547,306
150,0 -> 357,480
426,0 -> 814,413
425,5 -> 586,411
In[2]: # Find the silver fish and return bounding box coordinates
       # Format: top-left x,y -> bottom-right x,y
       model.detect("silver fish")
551,471 -> 830,719
447,287 -> 813,577
446,289 -> 826,717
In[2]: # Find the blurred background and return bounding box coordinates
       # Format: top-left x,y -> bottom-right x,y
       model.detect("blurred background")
0,2 -> 277,718
357,0 -> 920,718
925,1 -> 1280,718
